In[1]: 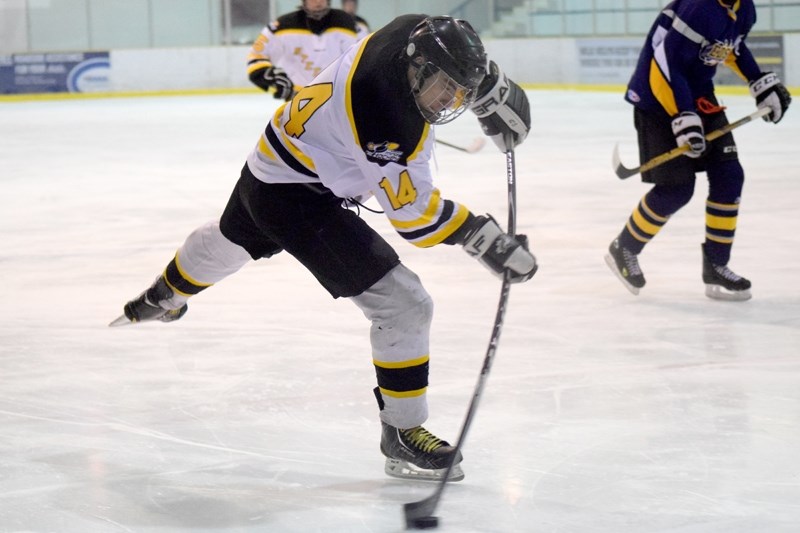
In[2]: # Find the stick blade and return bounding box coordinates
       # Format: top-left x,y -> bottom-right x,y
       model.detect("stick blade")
612,143 -> 638,179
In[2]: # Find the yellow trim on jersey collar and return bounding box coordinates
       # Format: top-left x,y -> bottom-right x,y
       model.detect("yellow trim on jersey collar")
345,34 -> 374,148
345,33 -> 429,164
407,123 -> 429,163
273,28 -> 314,35
273,28 -> 357,37
717,0 -> 739,20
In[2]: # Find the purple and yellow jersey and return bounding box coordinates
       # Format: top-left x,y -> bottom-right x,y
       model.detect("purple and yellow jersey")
625,0 -> 762,117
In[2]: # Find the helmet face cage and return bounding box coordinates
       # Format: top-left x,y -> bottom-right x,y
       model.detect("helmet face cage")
409,59 -> 475,125
406,16 -> 487,125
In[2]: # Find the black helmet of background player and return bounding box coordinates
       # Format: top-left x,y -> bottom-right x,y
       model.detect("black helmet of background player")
302,0 -> 330,21
405,16 -> 488,125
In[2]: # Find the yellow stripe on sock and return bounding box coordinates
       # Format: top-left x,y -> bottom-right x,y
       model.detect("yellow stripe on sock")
373,355 -> 429,369
378,386 -> 426,399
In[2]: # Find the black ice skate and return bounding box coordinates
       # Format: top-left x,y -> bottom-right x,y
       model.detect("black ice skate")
702,246 -> 752,301
605,239 -> 645,295
109,277 -> 188,326
380,422 -> 464,482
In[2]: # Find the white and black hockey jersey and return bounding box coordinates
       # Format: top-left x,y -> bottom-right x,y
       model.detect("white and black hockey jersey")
245,14 -> 473,249
247,8 -> 359,92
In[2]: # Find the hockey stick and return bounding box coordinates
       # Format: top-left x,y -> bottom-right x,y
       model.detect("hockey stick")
435,137 -> 486,154
403,148 -> 517,530
612,107 -> 771,179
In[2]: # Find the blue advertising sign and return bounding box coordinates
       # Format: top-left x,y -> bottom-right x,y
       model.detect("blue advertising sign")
0,52 -> 111,94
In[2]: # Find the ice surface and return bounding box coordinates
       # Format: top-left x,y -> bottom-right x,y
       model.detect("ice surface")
1,90 -> 799,532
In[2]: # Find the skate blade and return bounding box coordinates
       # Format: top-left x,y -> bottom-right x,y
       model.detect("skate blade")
705,284 -> 752,302
108,314 -> 133,327
384,458 -> 464,482
604,254 -> 640,295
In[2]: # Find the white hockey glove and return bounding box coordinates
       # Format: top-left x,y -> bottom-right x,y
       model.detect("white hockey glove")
750,72 -> 792,124
463,215 -> 537,283
671,111 -> 705,158
470,61 -> 531,152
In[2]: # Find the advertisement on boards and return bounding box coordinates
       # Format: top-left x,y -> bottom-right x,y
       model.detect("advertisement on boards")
0,52 -> 110,94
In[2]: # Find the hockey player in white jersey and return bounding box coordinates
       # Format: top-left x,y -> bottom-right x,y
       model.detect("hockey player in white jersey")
112,14 -> 534,482
247,0 -> 358,100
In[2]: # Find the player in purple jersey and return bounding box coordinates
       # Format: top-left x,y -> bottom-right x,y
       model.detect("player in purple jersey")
605,0 -> 791,301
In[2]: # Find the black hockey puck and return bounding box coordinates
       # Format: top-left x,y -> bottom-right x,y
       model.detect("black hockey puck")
409,516 -> 439,529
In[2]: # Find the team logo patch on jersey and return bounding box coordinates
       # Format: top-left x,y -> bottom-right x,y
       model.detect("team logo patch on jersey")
365,141 -> 403,163
699,40 -> 735,66
626,89 -> 641,103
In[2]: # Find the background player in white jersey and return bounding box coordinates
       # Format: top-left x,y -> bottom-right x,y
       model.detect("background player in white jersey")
112,15 -> 534,482
247,0 -> 358,100
341,0 -> 370,39
605,0 -> 791,301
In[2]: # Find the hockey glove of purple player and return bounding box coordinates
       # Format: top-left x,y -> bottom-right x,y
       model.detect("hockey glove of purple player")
463,215 -> 537,283
470,61 -> 531,152
671,111 -> 705,158
750,72 -> 792,124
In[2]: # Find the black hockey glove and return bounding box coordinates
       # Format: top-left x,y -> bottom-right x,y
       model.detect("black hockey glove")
750,72 -> 792,124
671,111 -> 705,158
250,66 -> 295,100
462,215 -> 537,283
264,66 -> 295,100
470,61 -> 531,152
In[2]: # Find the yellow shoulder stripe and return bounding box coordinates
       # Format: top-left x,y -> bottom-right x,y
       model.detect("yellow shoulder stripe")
345,35 -> 373,148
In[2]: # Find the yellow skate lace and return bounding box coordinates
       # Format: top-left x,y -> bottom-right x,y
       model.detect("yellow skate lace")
402,427 -> 445,453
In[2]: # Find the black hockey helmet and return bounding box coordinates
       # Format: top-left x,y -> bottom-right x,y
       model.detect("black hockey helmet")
405,16 -> 488,124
